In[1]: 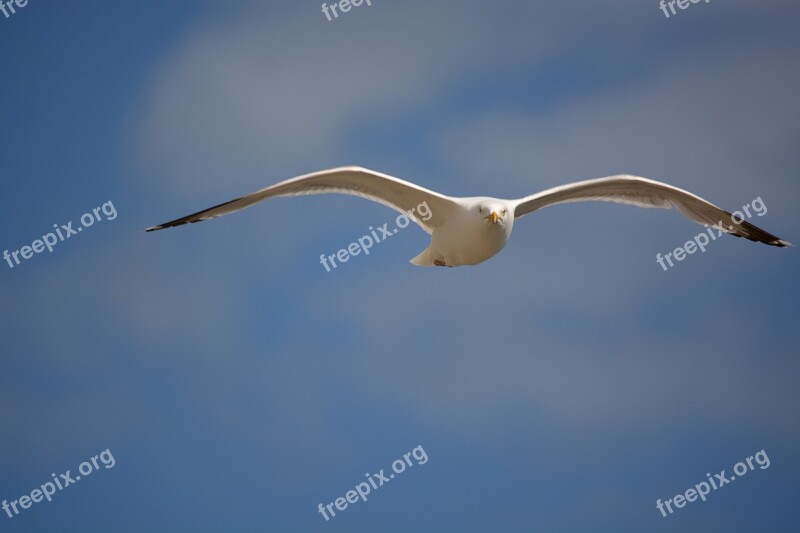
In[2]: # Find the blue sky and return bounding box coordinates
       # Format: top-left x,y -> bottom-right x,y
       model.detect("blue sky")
1,0 -> 799,531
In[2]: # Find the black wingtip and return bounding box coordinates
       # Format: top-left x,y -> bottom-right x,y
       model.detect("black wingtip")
720,211 -> 791,248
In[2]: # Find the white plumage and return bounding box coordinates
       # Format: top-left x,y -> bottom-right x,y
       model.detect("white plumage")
146,166 -> 790,266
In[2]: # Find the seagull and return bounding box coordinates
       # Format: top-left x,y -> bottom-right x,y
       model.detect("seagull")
146,166 -> 790,266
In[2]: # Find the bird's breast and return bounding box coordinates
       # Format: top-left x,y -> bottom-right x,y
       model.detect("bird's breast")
431,217 -> 512,266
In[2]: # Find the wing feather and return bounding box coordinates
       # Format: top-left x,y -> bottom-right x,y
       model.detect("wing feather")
513,175 -> 791,247
146,166 -> 456,234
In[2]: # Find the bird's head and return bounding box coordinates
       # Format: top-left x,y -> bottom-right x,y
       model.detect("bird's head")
478,202 -> 511,228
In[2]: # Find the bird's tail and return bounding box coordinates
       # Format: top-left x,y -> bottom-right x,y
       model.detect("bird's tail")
410,246 -> 436,267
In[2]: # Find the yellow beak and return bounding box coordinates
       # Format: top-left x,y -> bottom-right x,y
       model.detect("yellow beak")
485,211 -> 500,224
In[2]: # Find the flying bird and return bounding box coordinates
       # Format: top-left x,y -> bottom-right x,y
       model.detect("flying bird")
146,166 -> 790,266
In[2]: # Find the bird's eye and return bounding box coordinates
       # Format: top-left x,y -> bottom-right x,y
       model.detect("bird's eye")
502,209 -> 507,215
479,207 -> 483,213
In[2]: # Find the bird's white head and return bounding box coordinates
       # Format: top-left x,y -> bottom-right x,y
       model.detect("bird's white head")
477,201 -> 512,229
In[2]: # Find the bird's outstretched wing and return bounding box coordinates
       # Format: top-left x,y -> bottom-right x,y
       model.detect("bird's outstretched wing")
512,175 -> 791,247
146,166 -> 457,234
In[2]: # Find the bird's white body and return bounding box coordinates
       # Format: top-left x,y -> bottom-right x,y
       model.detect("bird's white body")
412,197 -> 515,266
146,166 -> 790,267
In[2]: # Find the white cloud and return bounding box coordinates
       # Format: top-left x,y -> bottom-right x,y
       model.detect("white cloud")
129,0 -> 675,200
437,37 -> 800,211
